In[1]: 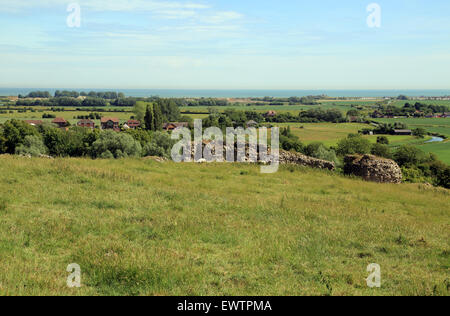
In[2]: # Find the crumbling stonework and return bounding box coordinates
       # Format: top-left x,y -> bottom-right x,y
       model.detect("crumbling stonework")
279,150 -> 336,170
184,141 -> 336,170
344,154 -> 403,183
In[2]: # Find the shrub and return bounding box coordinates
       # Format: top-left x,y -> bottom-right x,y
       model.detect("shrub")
394,145 -> 427,167
371,143 -> 392,159
436,167 -> 450,189
377,136 -> 389,145
401,166 -> 430,183
142,132 -> 176,158
303,142 -> 339,164
15,135 -> 48,157
0,120 -> 39,154
92,130 -> 142,159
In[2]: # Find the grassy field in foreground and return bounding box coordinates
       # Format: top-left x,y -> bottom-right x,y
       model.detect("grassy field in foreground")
0,156 -> 448,296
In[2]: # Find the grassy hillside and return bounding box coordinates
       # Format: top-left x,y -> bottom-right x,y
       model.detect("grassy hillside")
0,156 -> 448,296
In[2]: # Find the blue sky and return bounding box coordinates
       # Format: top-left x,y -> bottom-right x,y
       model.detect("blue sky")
0,0 -> 449,89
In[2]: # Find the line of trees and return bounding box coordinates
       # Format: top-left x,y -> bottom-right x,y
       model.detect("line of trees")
0,120 -> 176,160
18,90 -> 126,99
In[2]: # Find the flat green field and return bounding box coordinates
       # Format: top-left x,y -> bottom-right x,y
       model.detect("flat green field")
390,100 -> 450,107
417,141 -> 450,164
272,123 -> 423,148
373,118 -> 450,137
180,102 -> 355,117
273,123 -> 368,146
0,109 -> 134,125
0,157 -> 448,296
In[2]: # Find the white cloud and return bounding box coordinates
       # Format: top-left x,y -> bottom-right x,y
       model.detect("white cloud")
0,0 -> 210,12
200,11 -> 243,24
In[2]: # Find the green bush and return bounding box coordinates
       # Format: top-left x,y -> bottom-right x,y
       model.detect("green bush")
303,142 -> 339,164
142,132 -> 176,158
401,166 -> 430,183
394,145 -> 427,167
15,135 -> 48,157
436,167 -> 450,189
376,136 -> 389,145
336,134 -> 371,156
371,143 -> 392,159
0,120 -> 39,154
92,130 -> 142,159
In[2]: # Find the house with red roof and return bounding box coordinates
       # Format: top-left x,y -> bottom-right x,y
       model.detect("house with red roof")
52,117 -> 69,129
126,120 -> 141,129
77,119 -> 95,129
25,120 -> 43,126
101,117 -> 120,131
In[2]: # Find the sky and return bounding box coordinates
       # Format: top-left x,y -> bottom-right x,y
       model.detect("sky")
0,0 -> 450,90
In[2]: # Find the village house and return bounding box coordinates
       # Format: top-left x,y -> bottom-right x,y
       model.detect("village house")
25,120 -> 43,126
163,122 -> 189,131
77,119 -> 95,129
126,120 -> 141,129
52,117 -> 69,129
101,117 -> 120,131
394,129 -> 412,136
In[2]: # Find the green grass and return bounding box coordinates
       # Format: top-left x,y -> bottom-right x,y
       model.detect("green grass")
272,123 -> 368,146
373,118 -> 450,137
390,100 -> 450,108
417,141 -> 450,164
0,109 -> 134,125
181,102 -> 355,117
0,156 -> 448,296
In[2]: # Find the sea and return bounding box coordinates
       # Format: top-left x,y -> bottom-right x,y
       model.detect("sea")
0,88 -> 449,98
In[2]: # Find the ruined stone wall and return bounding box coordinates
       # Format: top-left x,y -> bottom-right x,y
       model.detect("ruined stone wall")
344,154 -> 403,183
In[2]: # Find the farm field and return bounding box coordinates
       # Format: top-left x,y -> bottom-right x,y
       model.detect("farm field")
273,123 -> 368,146
180,102 -> 357,117
0,109 -> 134,125
373,118 -> 450,137
271,123 -> 425,148
0,156 -> 448,296
417,141 -> 450,164
390,100 -> 450,107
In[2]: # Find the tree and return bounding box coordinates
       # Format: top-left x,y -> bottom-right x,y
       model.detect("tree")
144,105 -> 154,131
412,128 -> 426,139
0,120 -> 39,154
371,143 -> 392,159
377,136 -> 389,145
394,145 -> 426,167
336,135 -> 372,156
153,103 -> 164,131
133,101 -> 148,122
42,127 -> 70,157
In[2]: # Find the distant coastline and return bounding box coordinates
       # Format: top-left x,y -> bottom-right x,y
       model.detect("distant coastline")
0,88 -> 449,98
